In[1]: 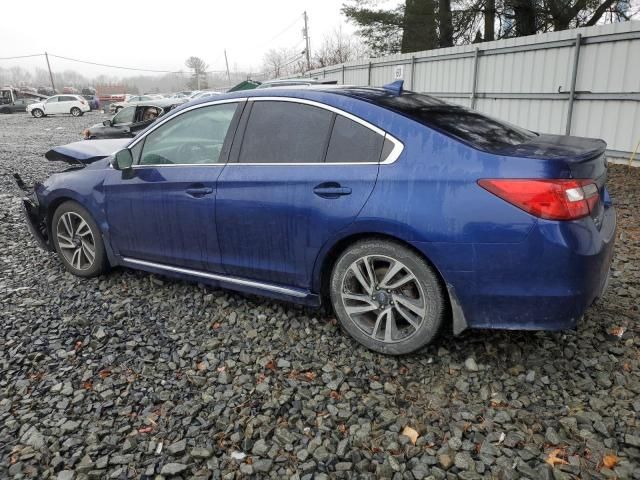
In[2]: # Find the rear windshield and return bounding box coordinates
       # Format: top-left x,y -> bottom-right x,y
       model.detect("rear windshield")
356,91 -> 536,153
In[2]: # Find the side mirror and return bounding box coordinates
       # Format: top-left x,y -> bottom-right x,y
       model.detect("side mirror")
112,149 -> 133,170
103,119 -> 112,127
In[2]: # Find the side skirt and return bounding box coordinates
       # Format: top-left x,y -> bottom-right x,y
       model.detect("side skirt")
120,257 -> 321,307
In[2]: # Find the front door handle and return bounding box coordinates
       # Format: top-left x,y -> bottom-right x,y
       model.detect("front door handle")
185,187 -> 214,197
313,182 -> 352,199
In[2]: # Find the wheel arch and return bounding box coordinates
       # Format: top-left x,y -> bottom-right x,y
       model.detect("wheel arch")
314,231 -> 468,333
44,194 -> 117,267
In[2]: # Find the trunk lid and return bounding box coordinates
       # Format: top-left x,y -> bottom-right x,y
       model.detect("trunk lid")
45,138 -> 129,165
501,133 -> 608,227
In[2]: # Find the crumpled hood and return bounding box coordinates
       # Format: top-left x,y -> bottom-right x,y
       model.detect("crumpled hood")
45,139 -> 130,165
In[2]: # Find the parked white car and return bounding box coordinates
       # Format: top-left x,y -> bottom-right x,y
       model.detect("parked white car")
26,95 -> 90,118
109,95 -> 156,114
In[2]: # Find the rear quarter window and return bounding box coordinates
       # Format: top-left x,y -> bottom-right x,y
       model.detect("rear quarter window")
325,115 -> 384,163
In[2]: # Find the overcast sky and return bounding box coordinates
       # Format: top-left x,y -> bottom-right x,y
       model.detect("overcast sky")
1,0 -> 358,77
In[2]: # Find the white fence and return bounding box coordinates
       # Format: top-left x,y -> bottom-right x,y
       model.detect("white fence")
296,21 -> 640,158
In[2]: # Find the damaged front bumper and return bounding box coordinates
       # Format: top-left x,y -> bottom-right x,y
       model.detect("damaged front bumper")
14,173 -> 52,252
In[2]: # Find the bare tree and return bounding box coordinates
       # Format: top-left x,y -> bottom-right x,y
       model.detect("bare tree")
185,56 -> 209,89
262,48 -> 303,78
9,66 -> 31,86
313,27 -> 368,68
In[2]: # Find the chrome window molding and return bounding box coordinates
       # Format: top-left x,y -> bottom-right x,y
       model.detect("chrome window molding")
122,257 -> 308,298
126,95 -> 404,168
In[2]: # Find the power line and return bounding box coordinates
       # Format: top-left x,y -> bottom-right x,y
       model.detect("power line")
263,14 -> 303,47
0,53 -> 44,60
47,53 -> 183,73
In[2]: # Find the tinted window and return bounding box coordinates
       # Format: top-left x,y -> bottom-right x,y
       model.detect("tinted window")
112,106 -> 135,125
59,96 -> 77,102
325,115 -> 384,163
139,103 -> 238,166
355,91 -> 535,153
238,101 -> 333,163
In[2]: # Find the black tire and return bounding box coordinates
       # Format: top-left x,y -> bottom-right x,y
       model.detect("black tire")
330,239 -> 445,355
32,108 -> 44,118
70,107 -> 81,117
51,201 -> 108,277
1,107 -> 10,114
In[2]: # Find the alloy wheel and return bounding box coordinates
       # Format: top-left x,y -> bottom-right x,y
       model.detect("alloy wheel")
340,255 -> 427,344
56,212 -> 96,271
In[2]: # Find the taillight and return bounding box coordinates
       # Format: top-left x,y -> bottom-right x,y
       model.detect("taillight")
478,179 -> 599,221
80,100 -> 87,105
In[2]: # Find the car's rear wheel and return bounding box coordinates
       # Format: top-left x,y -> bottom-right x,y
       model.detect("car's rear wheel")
51,201 -> 108,277
70,107 -> 81,117
32,109 -> 44,118
1,107 -> 11,114
330,239 -> 445,355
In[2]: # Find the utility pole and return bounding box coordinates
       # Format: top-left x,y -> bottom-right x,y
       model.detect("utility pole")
44,52 -> 55,92
303,11 -> 311,71
224,50 -> 231,85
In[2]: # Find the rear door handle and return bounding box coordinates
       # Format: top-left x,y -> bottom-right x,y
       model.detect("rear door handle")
313,183 -> 352,199
185,187 -> 214,197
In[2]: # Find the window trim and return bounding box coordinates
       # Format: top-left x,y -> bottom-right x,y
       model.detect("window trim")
230,97 -> 403,166
129,98 -> 246,169
127,96 -> 404,168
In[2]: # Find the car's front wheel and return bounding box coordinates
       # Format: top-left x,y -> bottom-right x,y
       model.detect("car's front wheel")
70,107 -> 81,117
51,201 -> 108,277
31,108 -> 44,118
330,239 -> 446,354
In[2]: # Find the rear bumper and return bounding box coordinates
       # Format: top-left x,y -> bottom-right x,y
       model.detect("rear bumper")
424,205 -> 617,332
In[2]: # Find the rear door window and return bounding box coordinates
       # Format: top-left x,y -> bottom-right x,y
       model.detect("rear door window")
238,101 -> 333,164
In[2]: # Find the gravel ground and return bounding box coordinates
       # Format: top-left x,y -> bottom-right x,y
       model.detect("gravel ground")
1,111 -> 639,480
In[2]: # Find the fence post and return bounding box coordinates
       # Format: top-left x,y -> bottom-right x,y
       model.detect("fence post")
341,64 -> 346,85
367,62 -> 372,86
470,47 -> 480,109
565,33 -> 582,136
410,55 -> 416,90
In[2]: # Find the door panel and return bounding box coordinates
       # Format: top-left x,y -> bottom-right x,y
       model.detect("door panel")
44,98 -> 60,114
104,101 -> 243,272
216,164 -> 378,288
215,99 -> 385,289
104,166 -> 223,271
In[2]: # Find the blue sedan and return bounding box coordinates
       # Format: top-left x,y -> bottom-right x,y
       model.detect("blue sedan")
19,81 -> 616,354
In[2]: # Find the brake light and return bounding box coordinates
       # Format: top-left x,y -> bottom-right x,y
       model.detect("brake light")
478,179 -> 599,220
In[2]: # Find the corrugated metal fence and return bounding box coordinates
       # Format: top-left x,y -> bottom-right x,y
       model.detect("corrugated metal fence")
296,21 -> 640,158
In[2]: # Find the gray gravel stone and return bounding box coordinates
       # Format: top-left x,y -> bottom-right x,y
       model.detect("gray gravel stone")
160,463 -> 188,476
167,439 -> 186,456
0,114 -> 638,480
464,357 -> 479,372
